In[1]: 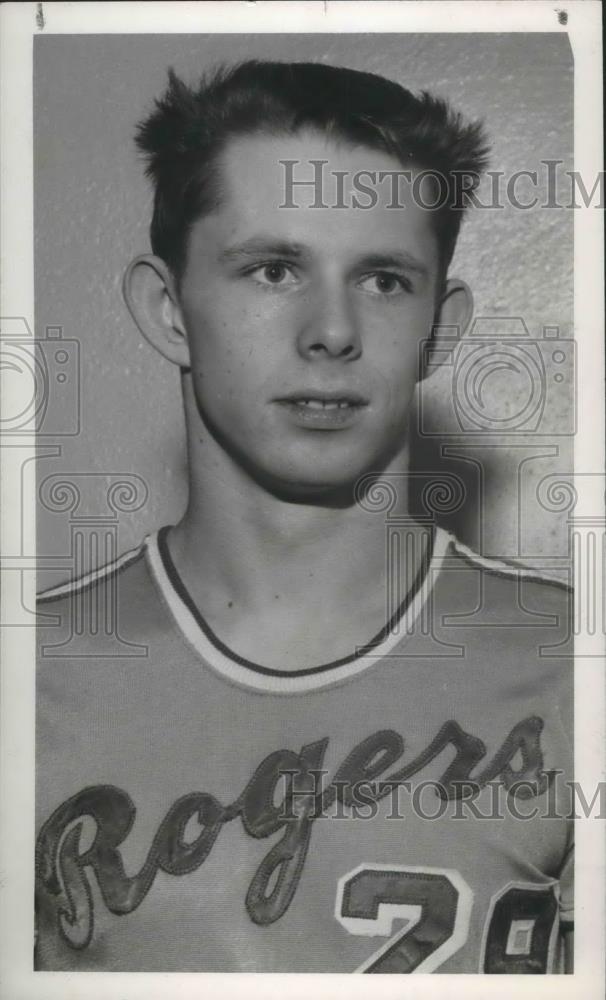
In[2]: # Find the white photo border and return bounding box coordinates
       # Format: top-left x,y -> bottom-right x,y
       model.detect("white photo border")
1,2 -> 604,998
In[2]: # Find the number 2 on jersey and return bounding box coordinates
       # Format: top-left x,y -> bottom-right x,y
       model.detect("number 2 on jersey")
335,864 -> 473,973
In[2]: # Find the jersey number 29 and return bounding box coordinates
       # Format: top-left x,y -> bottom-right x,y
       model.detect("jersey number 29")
335,864 -> 559,973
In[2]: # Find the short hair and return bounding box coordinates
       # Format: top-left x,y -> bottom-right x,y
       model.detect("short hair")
135,60 -> 490,284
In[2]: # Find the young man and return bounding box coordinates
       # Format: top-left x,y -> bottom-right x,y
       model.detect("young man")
35,61 -> 573,973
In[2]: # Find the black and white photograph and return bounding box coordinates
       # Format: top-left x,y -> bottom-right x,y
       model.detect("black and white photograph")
0,2 -> 604,998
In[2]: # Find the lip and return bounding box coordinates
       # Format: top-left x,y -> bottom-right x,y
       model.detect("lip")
275,390 -> 369,406
274,391 -> 369,429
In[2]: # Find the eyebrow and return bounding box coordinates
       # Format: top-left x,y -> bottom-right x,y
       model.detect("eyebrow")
218,238 -> 309,263
354,252 -> 429,277
218,239 -> 428,277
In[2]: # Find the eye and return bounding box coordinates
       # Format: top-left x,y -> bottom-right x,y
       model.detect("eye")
251,262 -> 298,286
358,271 -> 411,296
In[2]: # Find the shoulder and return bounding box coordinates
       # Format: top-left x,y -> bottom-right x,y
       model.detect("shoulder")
434,531 -> 573,659
440,532 -> 572,607
36,532 -> 171,658
435,531 -> 573,724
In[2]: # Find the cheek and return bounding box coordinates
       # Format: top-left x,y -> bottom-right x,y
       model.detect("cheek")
371,329 -> 425,384
188,334 -> 271,421
185,294 -> 275,370
184,314 -> 235,379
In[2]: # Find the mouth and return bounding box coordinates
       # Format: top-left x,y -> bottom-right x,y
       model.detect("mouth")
274,392 -> 368,428
276,391 -> 368,408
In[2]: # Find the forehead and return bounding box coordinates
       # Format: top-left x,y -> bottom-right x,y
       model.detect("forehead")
190,130 -> 439,267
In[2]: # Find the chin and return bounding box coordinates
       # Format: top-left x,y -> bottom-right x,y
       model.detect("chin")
263,478 -> 360,506
251,455 -> 389,506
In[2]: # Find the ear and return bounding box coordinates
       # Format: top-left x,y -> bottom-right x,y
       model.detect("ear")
122,254 -> 191,368
434,277 -> 473,340
420,277 -> 473,380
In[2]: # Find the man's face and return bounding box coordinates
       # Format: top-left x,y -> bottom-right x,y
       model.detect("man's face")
178,131 -> 441,497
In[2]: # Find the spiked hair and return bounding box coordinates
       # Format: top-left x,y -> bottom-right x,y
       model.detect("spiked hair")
135,61 -> 490,282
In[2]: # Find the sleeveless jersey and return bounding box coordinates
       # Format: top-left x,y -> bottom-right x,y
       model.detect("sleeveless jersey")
35,526 -> 573,973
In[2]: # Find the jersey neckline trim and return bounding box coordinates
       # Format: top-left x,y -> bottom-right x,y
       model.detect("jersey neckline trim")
145,525 -> 451,694
451,537 -> 572,591
37,542 -> 145,604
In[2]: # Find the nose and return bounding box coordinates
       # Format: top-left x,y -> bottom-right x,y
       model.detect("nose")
296,282 -> 362,361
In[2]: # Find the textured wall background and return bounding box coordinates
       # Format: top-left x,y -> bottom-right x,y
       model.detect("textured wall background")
34,33 -> 573,585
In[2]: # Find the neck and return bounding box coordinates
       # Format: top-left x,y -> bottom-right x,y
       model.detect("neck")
168,376 -> 422,618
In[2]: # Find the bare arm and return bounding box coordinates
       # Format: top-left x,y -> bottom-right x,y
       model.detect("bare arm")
563,928 -> 574,973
